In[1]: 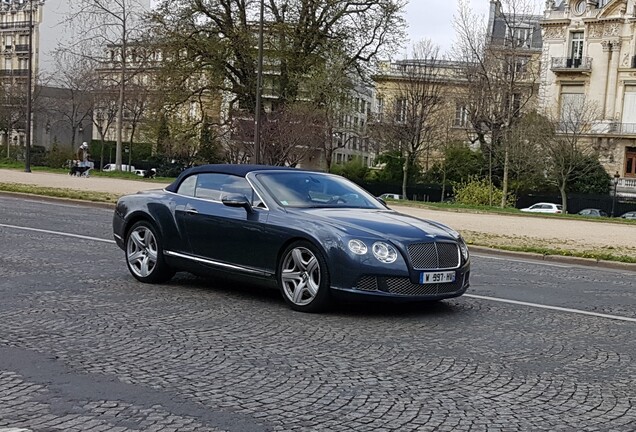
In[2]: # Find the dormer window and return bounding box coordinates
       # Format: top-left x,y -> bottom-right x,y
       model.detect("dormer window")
574,0 -> 586,15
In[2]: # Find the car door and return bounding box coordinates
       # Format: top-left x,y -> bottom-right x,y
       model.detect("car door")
180,173 -> 272,274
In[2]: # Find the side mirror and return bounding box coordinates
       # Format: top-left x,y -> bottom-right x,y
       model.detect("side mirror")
376,197 -> 388,207
222,193 -> 253,212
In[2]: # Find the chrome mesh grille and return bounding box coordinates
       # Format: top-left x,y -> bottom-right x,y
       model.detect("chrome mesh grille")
382,276 -> 465,296
407,242 -> 460,269
356,276 -> 379,291
355,274 -> 467,297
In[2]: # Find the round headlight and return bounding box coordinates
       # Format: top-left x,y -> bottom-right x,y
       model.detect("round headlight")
372,242 -> 398,263
459,238 -> 469,262
348,239 -> 368,255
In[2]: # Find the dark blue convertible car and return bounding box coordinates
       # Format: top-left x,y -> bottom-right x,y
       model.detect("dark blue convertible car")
113,164 -> 470,312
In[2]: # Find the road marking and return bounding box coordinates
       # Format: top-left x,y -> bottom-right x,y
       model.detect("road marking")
0,223 -> 116,244
472,253 -> 570,268
466,294 -> 636,323
2,223 -> 634,324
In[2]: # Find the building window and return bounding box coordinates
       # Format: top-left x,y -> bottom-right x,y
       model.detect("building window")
574,0 -> 586,15
454,105 -> 468,127
510,56 -> 529,74
395,98 -> 406,123
626,148 -> 636,177
509,27 -> 531,48
559,85 -> 585,125
570,32 -> 584,63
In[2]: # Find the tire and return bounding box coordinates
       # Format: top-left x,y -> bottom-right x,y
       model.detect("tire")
125,220 -> 175,284
278,240 -> 331,313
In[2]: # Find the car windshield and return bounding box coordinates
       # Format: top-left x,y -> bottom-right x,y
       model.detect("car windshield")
256,171 -> 385,209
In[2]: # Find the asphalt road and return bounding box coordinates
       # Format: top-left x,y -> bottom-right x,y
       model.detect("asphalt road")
0,196 -> 635,432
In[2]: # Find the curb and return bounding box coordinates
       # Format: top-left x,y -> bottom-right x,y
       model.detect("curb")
469,245 -> 636,272
2,191 -> 635,273
0,191 -> 116,210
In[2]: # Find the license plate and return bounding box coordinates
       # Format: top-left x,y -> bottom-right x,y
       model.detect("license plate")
420,271 -> 456,284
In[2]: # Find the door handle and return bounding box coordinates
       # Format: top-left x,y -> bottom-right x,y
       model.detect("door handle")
185,204 -> 198,215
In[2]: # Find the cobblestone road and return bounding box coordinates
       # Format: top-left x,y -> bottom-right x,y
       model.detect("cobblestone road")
0,197 -> 635,431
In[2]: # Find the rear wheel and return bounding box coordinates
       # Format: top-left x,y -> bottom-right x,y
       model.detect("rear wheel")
278,241 -> 330,312
125,220 -> 174,283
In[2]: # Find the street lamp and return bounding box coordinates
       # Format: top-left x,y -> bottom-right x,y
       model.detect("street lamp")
611,171 -> 620,217
24,0 -> 34,173
252,0 -> 264,164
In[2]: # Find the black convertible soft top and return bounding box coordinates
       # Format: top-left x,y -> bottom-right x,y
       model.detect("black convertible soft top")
165,164 -> 299,192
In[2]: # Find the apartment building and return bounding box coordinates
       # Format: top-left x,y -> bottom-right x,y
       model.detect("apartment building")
540,0 -> 636,196
0,0 -> 44,149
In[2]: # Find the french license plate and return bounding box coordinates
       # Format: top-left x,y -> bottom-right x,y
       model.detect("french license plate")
420,271 -> 456,284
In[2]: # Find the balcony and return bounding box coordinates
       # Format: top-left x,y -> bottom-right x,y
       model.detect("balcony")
14,44 -> 28,53
616,177 -> 636,198
0,69 -> 28,76
609,123 -> 636,135
550,57 -> 592,73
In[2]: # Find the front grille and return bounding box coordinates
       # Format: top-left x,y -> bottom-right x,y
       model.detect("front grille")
407,242 -> 460,269
356,276 -> 378,291
355,274 -> 467,297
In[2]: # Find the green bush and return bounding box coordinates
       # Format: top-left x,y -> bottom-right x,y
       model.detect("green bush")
453,177 -> 515,207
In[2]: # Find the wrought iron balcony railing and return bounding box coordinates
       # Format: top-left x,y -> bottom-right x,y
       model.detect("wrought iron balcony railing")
609,123 -> 636,134
550,57 -> 592,72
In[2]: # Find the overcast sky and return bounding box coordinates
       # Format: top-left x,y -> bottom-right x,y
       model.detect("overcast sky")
403,0 -> 490,57
39,0 -> 537,72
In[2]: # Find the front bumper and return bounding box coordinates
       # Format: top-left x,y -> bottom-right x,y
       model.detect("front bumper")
331,262 -> 471,301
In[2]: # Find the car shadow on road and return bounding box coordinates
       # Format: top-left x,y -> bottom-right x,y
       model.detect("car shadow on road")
167,273 -> 464,318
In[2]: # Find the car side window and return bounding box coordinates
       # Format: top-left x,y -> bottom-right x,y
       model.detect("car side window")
177,175 -> 197,197
194,173 -> 262,207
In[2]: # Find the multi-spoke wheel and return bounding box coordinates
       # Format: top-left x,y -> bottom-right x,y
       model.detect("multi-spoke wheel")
278,241 -> 330,312
125,221 -> 174,283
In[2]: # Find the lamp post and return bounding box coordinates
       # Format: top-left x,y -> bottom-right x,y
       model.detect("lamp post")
252,0 -> 264,164
611,171 -> 620,217
24,0 -> 34,173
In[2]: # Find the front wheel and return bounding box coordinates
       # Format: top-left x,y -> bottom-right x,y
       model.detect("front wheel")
125,220 -> 174,284
278,241 -> 331,312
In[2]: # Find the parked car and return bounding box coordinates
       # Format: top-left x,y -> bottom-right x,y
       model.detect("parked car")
620,211 -> 636,220
378,193 -> 404,200
103,163 -> 136,172
113,165 -> 471,312
520,203 -> 563,214
577,208 -> 608,217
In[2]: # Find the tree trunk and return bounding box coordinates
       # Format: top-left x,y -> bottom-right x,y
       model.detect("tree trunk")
402,154 -> 409,200
559,183 -> 568,214
441,165 -> 447,203
500,147 -> 509,208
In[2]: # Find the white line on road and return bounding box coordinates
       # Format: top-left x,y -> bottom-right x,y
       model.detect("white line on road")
2,222 -> 635,323
0,223 -> 116,244
465,294 -> 636,323
471,253 -> 570,268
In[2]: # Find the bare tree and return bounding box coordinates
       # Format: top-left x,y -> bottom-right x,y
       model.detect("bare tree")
260,104 -> 324,166
373,40 -> 444,198
453,0 -> 542,207
61,0 -> 150,171
541,99 -> 601,214
45,53 -> 95,153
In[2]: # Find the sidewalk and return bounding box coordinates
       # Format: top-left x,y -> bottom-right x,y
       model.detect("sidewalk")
0,168 -> 169,195
2,168 -> 635,268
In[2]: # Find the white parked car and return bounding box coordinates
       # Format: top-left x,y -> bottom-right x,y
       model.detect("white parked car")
103,163 -> 136,172
520,202 -> 563,214
378,193 -> 404,200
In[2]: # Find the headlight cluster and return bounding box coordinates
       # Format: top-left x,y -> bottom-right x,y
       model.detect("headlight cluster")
347,239 -> 398,264
458,237 -> 470,262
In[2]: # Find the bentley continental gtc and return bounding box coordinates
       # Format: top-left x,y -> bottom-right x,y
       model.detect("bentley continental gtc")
113,165 -> 470,312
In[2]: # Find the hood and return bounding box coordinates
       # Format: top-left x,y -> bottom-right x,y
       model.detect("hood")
289,208 -> 458,243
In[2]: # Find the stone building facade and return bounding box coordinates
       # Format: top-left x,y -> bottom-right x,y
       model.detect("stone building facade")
540,0 -> 636,196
